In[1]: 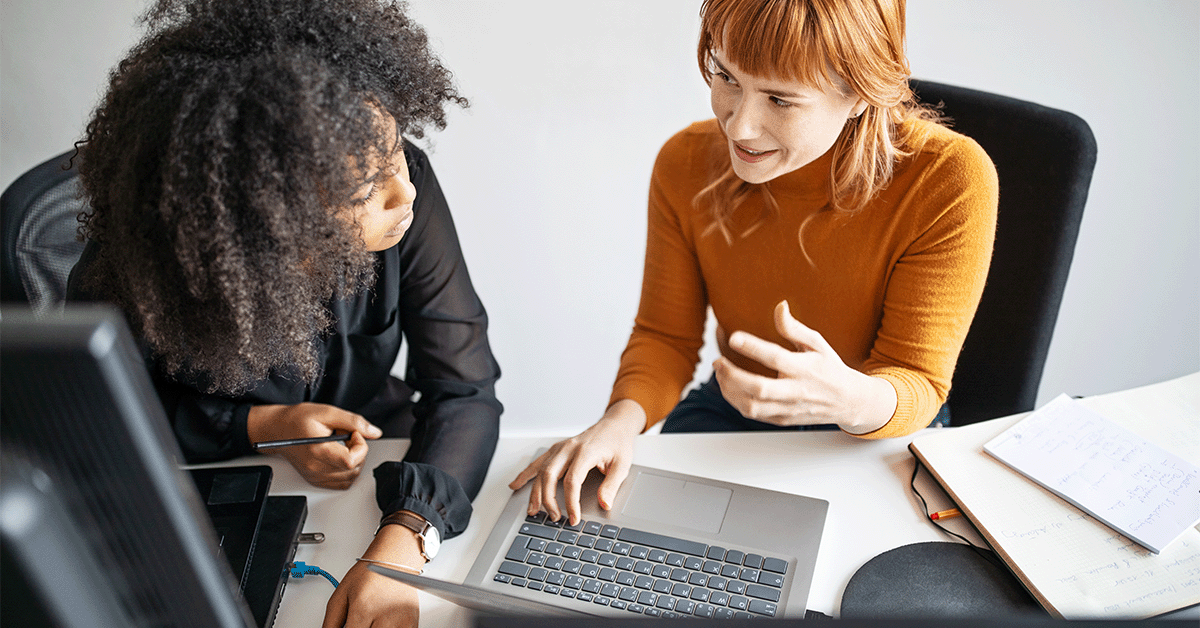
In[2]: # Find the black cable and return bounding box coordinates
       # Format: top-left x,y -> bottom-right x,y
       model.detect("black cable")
909,457 -> 1008,571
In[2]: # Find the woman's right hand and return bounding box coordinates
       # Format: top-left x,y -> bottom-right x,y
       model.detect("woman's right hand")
247,402 -> 382,490
508,399 -> 646,525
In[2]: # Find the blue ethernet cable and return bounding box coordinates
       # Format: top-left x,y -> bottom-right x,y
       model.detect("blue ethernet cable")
289,561 -> 339,588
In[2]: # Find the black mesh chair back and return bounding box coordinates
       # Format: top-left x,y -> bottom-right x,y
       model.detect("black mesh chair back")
909,80 -> 1098,424
1,150 -> 88,312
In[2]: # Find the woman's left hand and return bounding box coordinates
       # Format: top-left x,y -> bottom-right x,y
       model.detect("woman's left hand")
714,300 -> 897,434
322,525 -> 425,628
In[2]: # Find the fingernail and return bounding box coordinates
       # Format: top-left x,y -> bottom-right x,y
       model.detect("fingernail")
367,424 -> 383,437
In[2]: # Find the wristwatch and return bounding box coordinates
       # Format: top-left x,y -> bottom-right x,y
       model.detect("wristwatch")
378,510 -> 440,561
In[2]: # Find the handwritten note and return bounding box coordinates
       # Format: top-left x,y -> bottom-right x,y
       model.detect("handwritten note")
984,394 -> 1200,554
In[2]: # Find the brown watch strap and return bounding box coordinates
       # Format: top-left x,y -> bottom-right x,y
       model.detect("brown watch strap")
377,510 -> 427,536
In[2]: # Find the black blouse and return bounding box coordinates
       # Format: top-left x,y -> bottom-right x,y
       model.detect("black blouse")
68,143 -> 502,541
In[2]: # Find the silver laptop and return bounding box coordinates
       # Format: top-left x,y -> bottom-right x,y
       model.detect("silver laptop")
379,462 -> 828,620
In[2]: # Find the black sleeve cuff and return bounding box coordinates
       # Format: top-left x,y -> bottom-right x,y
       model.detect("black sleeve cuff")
373,460 -> 472,541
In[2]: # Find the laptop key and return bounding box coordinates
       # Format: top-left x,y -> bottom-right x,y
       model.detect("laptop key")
575,535 -> 596,549
505,540 -> 529,562
720,564 -> 739,578
627,603 -> 645,614
671,582 -> 691,597
643,608 -> 661,617
600,525 -> 620,538
511,578 -> 527,587
601,583 -> 621,597
546,517 -> 565,528
564,519 -> 584,532
708,576 -> 728,591
526,512 -> 547,524
545,542 -> 565,556
702,560 -> 721,574
666,553 -> 685,567
688,572 -> 708,587
577,592 -> 594,602
527,538 -> 548,552
675,599 -> 696,615
528,567 -> 548,581
652,579 -> 672,594
734,611 -> 754,619
579,564 -> 600,578
494,574 -> 511,584
746,583 -> 782,602
546,572 -> 566,585
647,549 -> 667,563
543,584 -> 560,595
563,546 -> 583,560
670,568 -> 689,582
651,564 -> 671,578
710,591 -> 730,606
497,561 -> 528,578
633,561 -> 653,575
725,549 -> 745,564
582,521 -> 603,535
598,567 -> 618,582
694,603 -> 716,618
583,579 -> 602,594
593,595 -> 611,606
593,538 -> 615,552
562,560 -> 582,574
527,582 -> 543,591
564,575 -> 584,589
520,524 -> 559,540
634,575 -> 654,589
759,571 -> 784,588
619,586 -> 639,601
560,589 -> 576,599
615,556 -> 635,571
748,599 -> 778,617
690,588 -> 710,602
729,595 -> 749,611
743,553 -> 764,569
611,542 -> 632,555
762,557 -> 788,574
558,531 -> 579,545
580,549 -> 600,563
611,600 -> 628,610
598,553 -> 618,567
740,568 -> 760,582
544,556 -> 565,571
707,546 -> 726,561
616,572 -> 636,586
655,596 -> 677,611
527,552 -> 547,566
684,556 -> 703,570
637,591 -> 658,606
727,580 -> 747,595
617,528 -> 707,557
629,546 -> 650,559
714,608 -> 735,620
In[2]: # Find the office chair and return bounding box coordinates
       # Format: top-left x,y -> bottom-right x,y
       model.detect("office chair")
909,79 -> 1098,425
1,150 -> 88,312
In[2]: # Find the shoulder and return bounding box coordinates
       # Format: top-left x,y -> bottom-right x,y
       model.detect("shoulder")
651,119 -> 724,189
903,119 -> 998,194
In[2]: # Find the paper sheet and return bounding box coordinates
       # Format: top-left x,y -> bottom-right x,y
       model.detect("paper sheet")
984,394 -> 1200,554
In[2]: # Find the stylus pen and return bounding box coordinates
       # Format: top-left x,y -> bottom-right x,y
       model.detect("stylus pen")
930,508 -> 962,521
253,433 -> 352,450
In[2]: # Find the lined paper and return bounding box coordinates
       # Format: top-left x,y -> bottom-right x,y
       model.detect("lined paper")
984,394 -> 1200,554
910,373 -> 1200,619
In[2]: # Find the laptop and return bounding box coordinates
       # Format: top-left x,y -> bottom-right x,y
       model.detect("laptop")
378,461 -> 828,620
190,465 -> 307,628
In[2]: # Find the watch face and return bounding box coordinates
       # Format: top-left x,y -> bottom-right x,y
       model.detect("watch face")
423,524 -> 441,559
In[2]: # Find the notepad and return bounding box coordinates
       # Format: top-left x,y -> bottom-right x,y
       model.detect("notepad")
983,394 -> 1200,554
910,373 -> 1200,619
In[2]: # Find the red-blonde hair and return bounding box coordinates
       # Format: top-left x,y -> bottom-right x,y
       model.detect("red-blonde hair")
695,0 -> 940,242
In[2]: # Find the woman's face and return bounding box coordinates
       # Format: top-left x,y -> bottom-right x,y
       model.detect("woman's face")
709,51 -> 865,184
349,132 -> 417,252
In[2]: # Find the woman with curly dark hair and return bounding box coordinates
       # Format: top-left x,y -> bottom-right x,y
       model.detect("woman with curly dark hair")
67,0 -> 500,624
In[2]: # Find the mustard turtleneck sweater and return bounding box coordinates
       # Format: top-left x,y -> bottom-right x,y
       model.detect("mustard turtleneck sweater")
610,118 -> 998,438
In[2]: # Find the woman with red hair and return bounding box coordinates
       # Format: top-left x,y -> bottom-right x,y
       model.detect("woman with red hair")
513,0 -> 997,525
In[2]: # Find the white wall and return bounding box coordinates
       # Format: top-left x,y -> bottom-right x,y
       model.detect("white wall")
2,1 -> 1196,437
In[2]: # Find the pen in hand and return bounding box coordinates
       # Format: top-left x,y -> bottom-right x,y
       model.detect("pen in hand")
253,433 -> 352,450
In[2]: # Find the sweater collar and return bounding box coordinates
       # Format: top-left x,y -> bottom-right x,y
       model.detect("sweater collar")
761,144 -> 834,203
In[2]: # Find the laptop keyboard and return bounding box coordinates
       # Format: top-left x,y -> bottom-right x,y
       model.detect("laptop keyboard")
491,511 -> 789,619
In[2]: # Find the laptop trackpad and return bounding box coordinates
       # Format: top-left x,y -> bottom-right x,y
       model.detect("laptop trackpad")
621,471 -> 732,534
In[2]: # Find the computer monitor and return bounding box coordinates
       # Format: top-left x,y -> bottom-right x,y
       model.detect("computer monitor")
0,305 -> 255,628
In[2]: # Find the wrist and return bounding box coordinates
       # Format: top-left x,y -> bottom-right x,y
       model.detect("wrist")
840,374 -> 897,435
599,399 -> 647,436
365,521 -> 427,565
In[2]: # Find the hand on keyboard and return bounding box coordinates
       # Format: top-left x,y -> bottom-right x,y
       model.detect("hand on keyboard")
509,399 -> 645,524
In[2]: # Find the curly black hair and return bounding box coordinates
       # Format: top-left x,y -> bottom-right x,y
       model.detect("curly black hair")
75,0 -> 467,394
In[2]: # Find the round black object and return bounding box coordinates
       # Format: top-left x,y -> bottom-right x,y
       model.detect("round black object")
841,541 -> 1047,618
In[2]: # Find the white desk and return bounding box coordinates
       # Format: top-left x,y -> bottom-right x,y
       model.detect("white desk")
205,428 -> 983,627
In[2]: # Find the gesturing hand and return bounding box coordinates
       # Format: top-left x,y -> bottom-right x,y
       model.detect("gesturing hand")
714,301 -> 896,434
508,400 -> 645,526
248,402 -> 383,489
